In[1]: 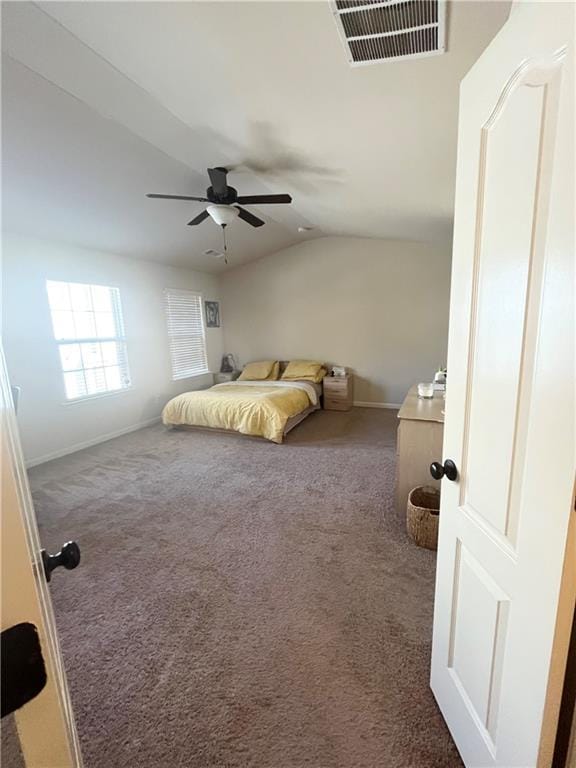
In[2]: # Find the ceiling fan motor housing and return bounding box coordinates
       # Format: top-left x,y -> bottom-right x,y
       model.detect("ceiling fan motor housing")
206,184 -> 238,205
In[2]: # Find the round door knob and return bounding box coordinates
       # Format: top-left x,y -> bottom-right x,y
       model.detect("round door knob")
41,541 -> 81,582
430,459 -> 458,482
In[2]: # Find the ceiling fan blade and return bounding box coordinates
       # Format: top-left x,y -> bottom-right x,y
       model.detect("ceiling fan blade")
207,167 -> 228,198
147,194 -> 208,201
236,194 -> 292,205
187,209 -> 210,226
234,206 -> 265,228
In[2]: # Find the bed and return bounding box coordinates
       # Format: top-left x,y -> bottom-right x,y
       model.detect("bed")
162,376 -> 322,444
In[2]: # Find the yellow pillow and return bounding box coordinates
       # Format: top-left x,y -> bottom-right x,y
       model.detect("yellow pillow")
265,361 -> 280,380
238,360 -> 277,381
294,367 -> 327,384
281,360 -> 325,382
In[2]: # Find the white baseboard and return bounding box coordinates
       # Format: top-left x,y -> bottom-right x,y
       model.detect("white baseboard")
26,404 -> 398,467
26,417 -> 162,468
353,401 -> 401,410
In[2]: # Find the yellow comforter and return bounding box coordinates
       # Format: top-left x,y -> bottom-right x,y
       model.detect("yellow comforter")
162,381 -> 317,443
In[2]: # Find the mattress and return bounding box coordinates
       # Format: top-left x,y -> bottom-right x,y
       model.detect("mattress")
162,380 -> 320,443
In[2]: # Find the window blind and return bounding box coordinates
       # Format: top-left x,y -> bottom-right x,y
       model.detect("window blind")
164,289 -> 208,380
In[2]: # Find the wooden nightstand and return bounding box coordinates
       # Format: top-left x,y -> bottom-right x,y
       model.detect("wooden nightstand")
323,375 -> 354,411
214,371 -> 239,384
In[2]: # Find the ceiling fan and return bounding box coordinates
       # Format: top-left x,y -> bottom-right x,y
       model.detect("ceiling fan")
146,166 -> 292,229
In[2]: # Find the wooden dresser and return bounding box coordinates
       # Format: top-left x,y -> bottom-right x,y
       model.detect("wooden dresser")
396,385 -> 445,516
323,375 -> 354,411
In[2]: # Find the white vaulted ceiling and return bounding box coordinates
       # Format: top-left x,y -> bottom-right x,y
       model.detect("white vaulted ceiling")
1,1 -> 510,271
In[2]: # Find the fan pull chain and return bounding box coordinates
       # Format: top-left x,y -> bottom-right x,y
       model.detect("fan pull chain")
222,224 -> 228,265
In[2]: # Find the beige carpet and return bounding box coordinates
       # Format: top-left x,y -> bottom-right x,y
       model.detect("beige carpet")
4,408 -> 462,767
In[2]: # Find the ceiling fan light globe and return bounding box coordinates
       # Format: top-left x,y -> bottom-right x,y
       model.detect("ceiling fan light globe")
207,204 -> 239,227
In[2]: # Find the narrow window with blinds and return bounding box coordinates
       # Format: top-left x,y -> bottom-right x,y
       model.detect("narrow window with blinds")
46,280 -> 131,401
164,289 -> 209,380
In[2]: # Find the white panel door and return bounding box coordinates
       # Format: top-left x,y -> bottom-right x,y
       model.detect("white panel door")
431,3 -> 574,767
1,344 -> 82,765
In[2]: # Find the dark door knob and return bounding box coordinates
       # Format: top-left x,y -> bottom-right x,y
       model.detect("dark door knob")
430,459 -> 458,482
41,541 -> 80,582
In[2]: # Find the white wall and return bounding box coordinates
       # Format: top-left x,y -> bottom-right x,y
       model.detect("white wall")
2,234 -> 223,465
3,233 -> 451,464
221,237 -> 451,405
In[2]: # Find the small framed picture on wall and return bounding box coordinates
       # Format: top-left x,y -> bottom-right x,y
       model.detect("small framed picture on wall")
205,300 -> 220,328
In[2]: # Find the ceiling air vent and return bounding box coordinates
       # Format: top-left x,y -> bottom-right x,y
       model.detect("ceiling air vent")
330,0 -> 446,66
203,249 -> 225,259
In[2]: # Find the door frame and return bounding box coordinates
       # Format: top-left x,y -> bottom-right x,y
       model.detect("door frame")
544,489 -> 576,767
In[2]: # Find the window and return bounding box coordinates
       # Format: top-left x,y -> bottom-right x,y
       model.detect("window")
46,280 -> 131,401
164,289 -> 208,380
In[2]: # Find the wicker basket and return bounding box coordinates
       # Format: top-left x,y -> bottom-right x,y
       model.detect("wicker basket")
406,485 -> 440,551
